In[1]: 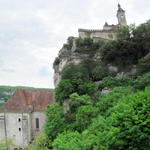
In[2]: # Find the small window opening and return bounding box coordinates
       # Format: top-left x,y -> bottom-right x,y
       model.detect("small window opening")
36,118 -> 39,129
19,128 -> 21,131
18,118 -> 21,122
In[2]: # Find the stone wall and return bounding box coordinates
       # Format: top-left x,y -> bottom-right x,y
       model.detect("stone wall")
78,29 -> 116,40
0,111 -> 46,148
0,112 -> 31,147
31,111 -> 46,139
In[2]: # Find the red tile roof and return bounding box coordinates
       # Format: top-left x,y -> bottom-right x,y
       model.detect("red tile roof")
1,89 -> 55,112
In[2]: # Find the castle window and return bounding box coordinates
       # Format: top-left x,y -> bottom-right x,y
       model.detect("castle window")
19,128 -> 21,131
18,118 -> 21,122
36,118 -> 39,129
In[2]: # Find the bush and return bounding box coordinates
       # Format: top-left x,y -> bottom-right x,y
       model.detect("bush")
101,40 -> 137,69
55,79 -> 74,104
91,65 -> 107,81
69,93 -> 92,113
53,57 -> 60,66
133,72 -> 150,90
98,76 -> 133,90
45,104 -> 66,140
107,87 -> 150,149
53,131 -> 84,150
25,132 -> 50,150
137,52 -> 150,75
76,105 -> 99,132
63,36 -> 74,50
96,86 -> 134,116
75,37 -> 99,56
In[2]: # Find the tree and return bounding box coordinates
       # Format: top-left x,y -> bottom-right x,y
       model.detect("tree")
44,104 -> 66,140
76,105 -> 99,132
55,79 -> 74,104
107,87 -> 150,149
133,22 -> 150,59
137,52 -> 150,75
69,93 -> 92,113
53,131 -> 84,150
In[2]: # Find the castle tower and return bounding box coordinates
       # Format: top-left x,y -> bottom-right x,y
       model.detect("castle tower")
117,3 -> 127,26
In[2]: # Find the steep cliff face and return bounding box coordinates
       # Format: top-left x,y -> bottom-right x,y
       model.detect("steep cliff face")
53,37 -> 137,87
53,38 -> 100,87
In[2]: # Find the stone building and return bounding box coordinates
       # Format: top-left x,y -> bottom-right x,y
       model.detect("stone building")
78,4 -> 127,40
0,89 -> 55,148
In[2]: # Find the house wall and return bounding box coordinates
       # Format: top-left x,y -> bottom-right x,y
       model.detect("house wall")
0,112 -> 31,148
31,111 -> 46,139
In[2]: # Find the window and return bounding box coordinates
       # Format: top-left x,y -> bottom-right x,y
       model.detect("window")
19,128 -> 21,131
36,118 -> 39,129
18,118 -> 21,122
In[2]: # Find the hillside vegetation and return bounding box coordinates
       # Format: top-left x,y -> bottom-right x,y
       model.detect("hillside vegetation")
25,21 -> 150,150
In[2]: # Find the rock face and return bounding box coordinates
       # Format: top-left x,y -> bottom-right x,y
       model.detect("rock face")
53,39 -> 100,87
53,38 -> 137,87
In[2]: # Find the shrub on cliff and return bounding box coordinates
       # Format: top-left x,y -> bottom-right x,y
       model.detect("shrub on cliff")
63,36 -> 74,50
133,72 -> 150,90
137,52 -> 150,75
98,76 -> 133,90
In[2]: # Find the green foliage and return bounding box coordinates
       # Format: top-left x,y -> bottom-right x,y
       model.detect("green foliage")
107,87 -> 150,149
96,86 -> 134,116
53,131 -> 84,150
53,57 -> 60,66
63,36 -> 74,50
133,72 -> 150,90
116,25 -> 131,40
82,115 -> 111,150
69,93 -> 92,113
76,105 -> 99,132
24,132 -> 50,150
0,139 -> 15,150
133,22 -> 150,59
91,65 -> 107,81
101,40 -> 137,68
56,62 -> 98,104
45,103 -> 66,140
98,76 -> 133,90
45,21 -> 150,149
75,37 -> 102,56
55,79 -> 74,104
137,52 -> 150,75
61,64 -> 89,82
0,103 -> 4,108
101,22 -> 150,68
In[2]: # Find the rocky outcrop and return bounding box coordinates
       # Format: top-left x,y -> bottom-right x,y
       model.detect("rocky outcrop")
53,38 -> 100,87
53,39 -> 136,87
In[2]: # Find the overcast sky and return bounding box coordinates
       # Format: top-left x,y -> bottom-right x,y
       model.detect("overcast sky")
0,0 -> 150,88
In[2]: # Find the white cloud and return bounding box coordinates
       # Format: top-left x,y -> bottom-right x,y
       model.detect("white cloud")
0,0 -> 150,88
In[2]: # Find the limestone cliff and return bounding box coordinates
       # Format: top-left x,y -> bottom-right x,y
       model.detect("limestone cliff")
53,37 -> 136,87
53,38 -> 100,87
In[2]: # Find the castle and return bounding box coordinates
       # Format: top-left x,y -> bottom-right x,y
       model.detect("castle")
53,4 -> 128,87
78,4 -> 127,40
